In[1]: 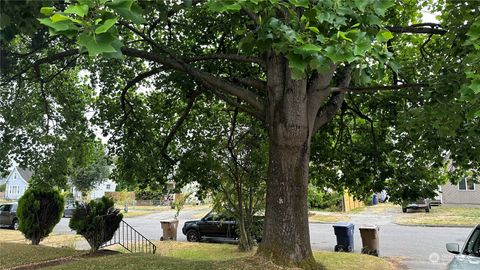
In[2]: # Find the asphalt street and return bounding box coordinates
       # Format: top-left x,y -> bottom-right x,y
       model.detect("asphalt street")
53,206 -> 473,270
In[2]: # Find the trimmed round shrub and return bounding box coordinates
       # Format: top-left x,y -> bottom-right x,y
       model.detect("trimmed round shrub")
17,188 -> 64,245
69,196 -> 123,252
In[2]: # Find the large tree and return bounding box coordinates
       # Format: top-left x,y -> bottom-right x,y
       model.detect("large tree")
1,1 -> 479,268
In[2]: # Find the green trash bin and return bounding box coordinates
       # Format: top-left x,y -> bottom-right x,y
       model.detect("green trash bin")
359,225 -> 380,256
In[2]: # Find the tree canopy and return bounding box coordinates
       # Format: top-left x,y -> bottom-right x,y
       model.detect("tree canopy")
1,0 -> 479,268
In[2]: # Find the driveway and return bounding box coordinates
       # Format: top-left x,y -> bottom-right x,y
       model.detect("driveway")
53,205 -> 473,269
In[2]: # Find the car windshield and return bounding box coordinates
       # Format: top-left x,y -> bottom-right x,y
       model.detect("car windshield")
463,229 -> 480,257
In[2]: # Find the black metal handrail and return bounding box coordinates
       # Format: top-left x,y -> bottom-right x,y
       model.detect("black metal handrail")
101,220 -> 157,254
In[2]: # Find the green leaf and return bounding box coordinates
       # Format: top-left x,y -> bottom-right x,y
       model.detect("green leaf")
298,44 -> 322,53
376,29 -> 394,42
77,32 -> 118,56
354,0 -> 369,12
373,0 -> 395,16
469,79 -> 480,94
287,53 -> 307,80
310,54 -> 332,72
338,31 -> 353,42
40,7 -> 55,16
51,14 -> 71,23
38,18 -> 79,33
307,26 -> 319,34
324,46 -> 342,63
466,21 -> 480,41
95,18 -> 118,34
65,4 -> 89,18
107,0 -> 146,24
289,0 -> 309,8
207,1 -> 241,13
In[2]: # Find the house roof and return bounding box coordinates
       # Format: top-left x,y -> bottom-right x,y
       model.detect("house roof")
16,167 -> 33,182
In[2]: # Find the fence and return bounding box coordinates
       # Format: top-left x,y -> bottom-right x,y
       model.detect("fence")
343,191 -> 364,212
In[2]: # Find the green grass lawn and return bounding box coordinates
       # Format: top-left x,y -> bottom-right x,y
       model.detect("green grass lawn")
395,205 -> 480,226
2,241 -> 394,270
118,204 -> 211,218
0,229 -> 80,248
0,242 -> 83,269
308,212 -> 350,223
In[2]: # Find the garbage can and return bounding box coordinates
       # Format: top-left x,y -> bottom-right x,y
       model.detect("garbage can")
359,225 -> 380,256
333,222 -> 354,252
160,220 -> 179,241
372,194 -> 378,205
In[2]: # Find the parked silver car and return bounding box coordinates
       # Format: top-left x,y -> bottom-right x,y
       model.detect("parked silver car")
447,224 -> 480,270
63,204 -> 75,218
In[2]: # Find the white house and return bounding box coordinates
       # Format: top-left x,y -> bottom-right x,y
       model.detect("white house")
90,179 -> 117,199
71,179 -> 117,201
4,167 -> 33,200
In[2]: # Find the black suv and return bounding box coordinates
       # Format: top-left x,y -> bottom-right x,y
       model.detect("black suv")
0,203 -> 18,230
182,211 -> 263,242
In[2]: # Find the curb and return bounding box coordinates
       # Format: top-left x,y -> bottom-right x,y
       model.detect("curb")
393,222 -> 474,228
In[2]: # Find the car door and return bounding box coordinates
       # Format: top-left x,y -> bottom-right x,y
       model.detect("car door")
217,214 -> 235,238
197,212 -> 221,237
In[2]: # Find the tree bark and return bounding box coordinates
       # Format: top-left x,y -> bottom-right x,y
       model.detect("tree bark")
257,54 -> 319,269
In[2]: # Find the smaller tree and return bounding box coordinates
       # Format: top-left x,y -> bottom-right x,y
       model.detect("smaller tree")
69,196 -> 123,252
17,188 -> 64,245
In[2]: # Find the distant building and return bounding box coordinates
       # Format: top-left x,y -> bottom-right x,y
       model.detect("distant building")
441,177 -> 480,205
4,167 -> 33,200
71,179 -> 117,201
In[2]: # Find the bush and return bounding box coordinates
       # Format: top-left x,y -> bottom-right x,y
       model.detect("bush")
0,183 -> 5,192
17,188 -> 64,245
307,184 -> 343,211
69,196 -> 123,252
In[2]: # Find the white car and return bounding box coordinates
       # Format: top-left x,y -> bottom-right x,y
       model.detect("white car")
446,224 -> 480,270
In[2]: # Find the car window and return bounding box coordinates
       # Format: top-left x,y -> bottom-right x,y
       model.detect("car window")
0,204 -> 12,211
203,212 -> 214,221
464,229 -> 480,257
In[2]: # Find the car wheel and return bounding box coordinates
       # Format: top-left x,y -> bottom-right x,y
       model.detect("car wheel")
425,207 -> 430,213
12,219 -> 19,230
402,208 -> 407,213
186,229 -> 200,242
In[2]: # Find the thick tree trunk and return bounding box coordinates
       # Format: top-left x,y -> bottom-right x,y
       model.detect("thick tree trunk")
257,54 -> 318,269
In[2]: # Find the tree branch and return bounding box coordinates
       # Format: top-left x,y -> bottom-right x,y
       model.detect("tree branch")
386,24 -> 446,35
313,65 -> 352,133
185,54 -> 265,68
161,91 -> 201,164
120,67 -> 164,124
122,47 -> 265,121
330,83 -> 428,93
120,22 -> 265,118
230,77 -> 266,91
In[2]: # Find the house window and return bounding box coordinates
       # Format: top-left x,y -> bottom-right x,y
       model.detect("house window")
106,184 -> 111,190
9,185 -> 19,194
459,177 -> 476,191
